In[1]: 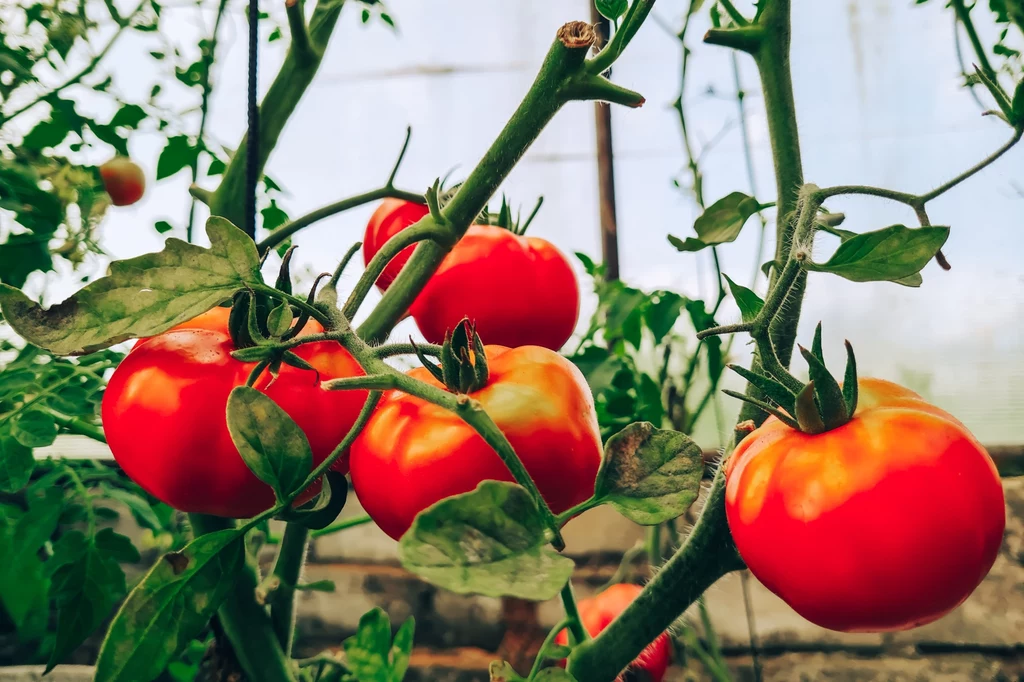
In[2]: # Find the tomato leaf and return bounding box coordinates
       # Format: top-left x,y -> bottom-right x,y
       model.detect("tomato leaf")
803,224 -> 949,285
94,529 -> 246,682
644,291 -> 686,343
0,487 -> 63,639
11,409 -> 57,448
155,135 -> 199,180
0,436 -> 35,491
596,0 -> 628,20
0,217 -> 262,355
342,608 -> 415,682
45,528 -> 139,673
398,481 -> 575,600
722,275 -> 763,323
669,192 -> 761,253
226,386 -> 313,501
280,471 -> 348,530
593,422 -> 704,525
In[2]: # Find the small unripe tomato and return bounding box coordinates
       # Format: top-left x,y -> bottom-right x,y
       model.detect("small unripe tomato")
99,157 -> 146,206
725,378 -> 1005,632
555,584 -> 671,682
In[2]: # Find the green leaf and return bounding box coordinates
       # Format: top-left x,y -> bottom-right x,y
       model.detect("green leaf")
398,481 -> 574,600
489,661 -> 525,681
154,220 -> 174,234
295,579 -> 335,592
593,422 -> 704,525
156,135 -> 199,180
343,608 -> 415,682
0,437 -> 34,491
226,386 -> 313,501
667,234 -> 707,252
11,410 -> 57,447
804,225 -> 949,285
574,251 -> 603,278
0,487 -> 63,638
722,275 -> 763,323
94,529 -> 245,682
110,104 -> 147,129
99,487 -> 164,531
0,217 -> 261,355
694,192 -> 761,244
22,115 -> 73,150
261,199 -> 289,232
46,528 -> 139,672
1012,77 -> 1024,124
644,291 -> 686,343
596,0 -> 629,20
604,286 -> 648,337
0,233 -> 54,288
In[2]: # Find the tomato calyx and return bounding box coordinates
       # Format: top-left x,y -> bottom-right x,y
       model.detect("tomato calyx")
479,194 -> 544,236
725,323 -> 860,434
414,318 -> 489,394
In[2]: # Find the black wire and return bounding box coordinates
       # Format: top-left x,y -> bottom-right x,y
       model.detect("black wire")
244,0 -> 260,240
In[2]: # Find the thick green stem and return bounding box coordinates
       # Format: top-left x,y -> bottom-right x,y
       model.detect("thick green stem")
357,22 -> 596,343
210,0 -> 345,228
188,514 -> 296,682
48,409 -> 107,443
269,524 -> 310,656
567,470 -> 744,681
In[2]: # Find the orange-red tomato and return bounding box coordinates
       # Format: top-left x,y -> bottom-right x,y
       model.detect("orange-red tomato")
363,200 -> 580,351
362,198 -> 430,291
555,584 -> 671,682
349,344 -> 602,540
99,157 -> 146,206
725,378 -> 1005,632
103,317 -> 367,517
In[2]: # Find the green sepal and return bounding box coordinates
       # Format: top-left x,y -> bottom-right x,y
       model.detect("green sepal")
793,382 -> 827,434
412,337 -> 446,384
842,340 -> 859,417
811,322 -> 824,362
436,319 -> 489,394
727,364 -> 796,415
266,303 -> 293,337
722,389 -> 800,430
274,245 -> 296,295
798,344 -> 848,430
975,65 -> 1015,122
281,351 -> 318,378
277,472 -> 349,530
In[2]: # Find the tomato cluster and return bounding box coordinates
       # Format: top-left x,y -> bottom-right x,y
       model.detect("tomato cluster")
103,308 -> 368,517
363,199 -> 580,351
725,378 -> 1005,632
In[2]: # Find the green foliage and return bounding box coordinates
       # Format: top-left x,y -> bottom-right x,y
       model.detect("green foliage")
398,481 -> 575,600
805,224 -> 950,286
592,422 -> 705,525
668,192 -> 762,252
343,608 -> 415,682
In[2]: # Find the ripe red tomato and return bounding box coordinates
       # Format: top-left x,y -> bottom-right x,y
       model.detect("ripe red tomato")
103,320 -> 367,517
349,344 -> 602,540
725,378 -> 1005,632
363,200 -> 580,351
99,157 -> 146,207
555,584 -> 671,682
362,198 -> 430,291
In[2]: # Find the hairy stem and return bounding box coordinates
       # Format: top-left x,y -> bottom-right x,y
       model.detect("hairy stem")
269,524 -> 309,656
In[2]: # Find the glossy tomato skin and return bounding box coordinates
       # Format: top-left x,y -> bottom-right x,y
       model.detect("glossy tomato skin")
410,225 -> 580,350
103,327 -> 367,517
555,584 -> 671,682
362,198 -> 430,291
725,378 -> 1005,633
349,344 -> 602,540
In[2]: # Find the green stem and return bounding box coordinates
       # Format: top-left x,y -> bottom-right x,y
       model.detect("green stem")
309,513 -> 373,538
529,618 -> 572,680
567,470 -> 744,681
269,524 -> 309,656
373,342 -> 443,359
48,409 -> 107,443
358,22 -> 597,343
951,0 -> 997,82
188,514 -> 297,682
553,497 -> 600,526
210,0 -> 346,229
342,221 -> 452,320
718,0 -> 750,26
560,582 -> 590,644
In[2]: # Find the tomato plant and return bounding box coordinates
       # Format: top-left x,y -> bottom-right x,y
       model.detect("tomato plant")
0,0 -> 1020,681
350,340 -> 602,540
725,377 -> 1006,632
555,584 -> 671,682
103,318 -> 367,517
